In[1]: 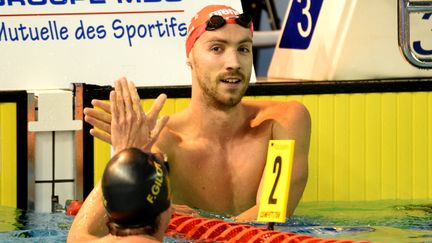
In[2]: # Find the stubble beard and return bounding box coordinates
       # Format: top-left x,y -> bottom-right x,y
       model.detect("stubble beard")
191,55 -> 251,111
198,75 -> 248,111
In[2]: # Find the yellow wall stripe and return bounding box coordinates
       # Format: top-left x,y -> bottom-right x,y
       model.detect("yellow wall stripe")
365,93 -> 381,201
381,93 -> 397,199
334,94 -> 350,201
93,100 -> 112,185
92,92 -> 432,202
397,93 -> 413,199
93,138 -> 111,185
349,94 -> 366,201
429,93 -> 432,198
301,95 -> 319,201
317,95 -> 335,201
0,103 -> 17,207
412,92 -> 428,199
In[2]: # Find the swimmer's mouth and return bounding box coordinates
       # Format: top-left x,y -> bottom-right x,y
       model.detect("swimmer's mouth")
221,78 -> 241,84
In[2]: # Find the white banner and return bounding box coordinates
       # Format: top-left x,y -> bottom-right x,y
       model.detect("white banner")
268,0 -> 432,81
0,0 -> 245,90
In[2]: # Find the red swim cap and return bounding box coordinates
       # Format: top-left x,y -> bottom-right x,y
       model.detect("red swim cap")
185,5 -> 254,57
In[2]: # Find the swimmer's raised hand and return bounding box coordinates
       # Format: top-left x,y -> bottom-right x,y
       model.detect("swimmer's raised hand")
83,77 -> 169,151
84,99 -> 112,144
110,78 -> 169,153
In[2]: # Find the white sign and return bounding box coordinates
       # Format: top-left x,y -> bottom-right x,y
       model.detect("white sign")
268,0 -> 432,81
0,0 -> 244,90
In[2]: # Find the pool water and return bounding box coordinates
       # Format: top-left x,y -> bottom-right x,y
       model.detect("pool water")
0,200 -> 431,243
0,206 -> 72,242
274,200 -> 432,242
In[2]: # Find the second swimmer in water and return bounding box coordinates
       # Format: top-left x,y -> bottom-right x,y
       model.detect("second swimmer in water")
100,147 -> 172,243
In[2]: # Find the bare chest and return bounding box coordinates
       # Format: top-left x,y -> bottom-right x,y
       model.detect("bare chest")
166,126 -> 272,213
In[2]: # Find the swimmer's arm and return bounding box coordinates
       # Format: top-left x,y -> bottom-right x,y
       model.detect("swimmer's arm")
231,173 -> 264,222
67,182 -> 109,243
271,101 -> 311,217
233,101 -> 311,222
172,203 -> 200,216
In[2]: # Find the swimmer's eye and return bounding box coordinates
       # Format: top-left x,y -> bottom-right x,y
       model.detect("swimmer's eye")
210,45 -> 223,53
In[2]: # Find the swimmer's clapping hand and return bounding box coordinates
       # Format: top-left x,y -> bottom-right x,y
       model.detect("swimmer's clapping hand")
84,77 -> 169,153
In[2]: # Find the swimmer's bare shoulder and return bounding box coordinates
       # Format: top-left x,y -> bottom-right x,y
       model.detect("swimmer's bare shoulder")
67,183 -> 109,243
154,100 -> 311,152
242,99 -> 310,129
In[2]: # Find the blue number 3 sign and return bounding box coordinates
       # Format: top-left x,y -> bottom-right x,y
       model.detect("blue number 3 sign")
279,0 -> 324,50
413,13 -> 432,55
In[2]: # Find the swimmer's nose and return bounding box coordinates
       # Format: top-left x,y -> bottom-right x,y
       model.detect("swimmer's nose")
224,50 -> 241,71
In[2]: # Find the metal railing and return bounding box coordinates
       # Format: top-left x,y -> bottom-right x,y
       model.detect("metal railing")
398,0 -> 432,68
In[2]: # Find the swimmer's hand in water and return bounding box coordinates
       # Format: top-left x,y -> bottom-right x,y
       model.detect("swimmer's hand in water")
231,206 -> 259,222
110,78 -> 169,153
173,204 -> 200,217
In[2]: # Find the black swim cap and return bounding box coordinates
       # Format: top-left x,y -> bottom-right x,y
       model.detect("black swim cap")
102,148 -> 171,228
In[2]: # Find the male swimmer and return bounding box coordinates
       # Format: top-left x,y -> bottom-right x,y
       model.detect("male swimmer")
70,4 -> 311,241
73,148 -> 172,242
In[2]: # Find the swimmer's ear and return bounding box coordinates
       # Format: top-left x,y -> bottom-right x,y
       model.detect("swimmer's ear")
186,52 -> 193,67
186,56 -> 192,67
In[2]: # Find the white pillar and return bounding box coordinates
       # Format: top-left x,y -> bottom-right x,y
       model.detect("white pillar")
28,91 -> 81,213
